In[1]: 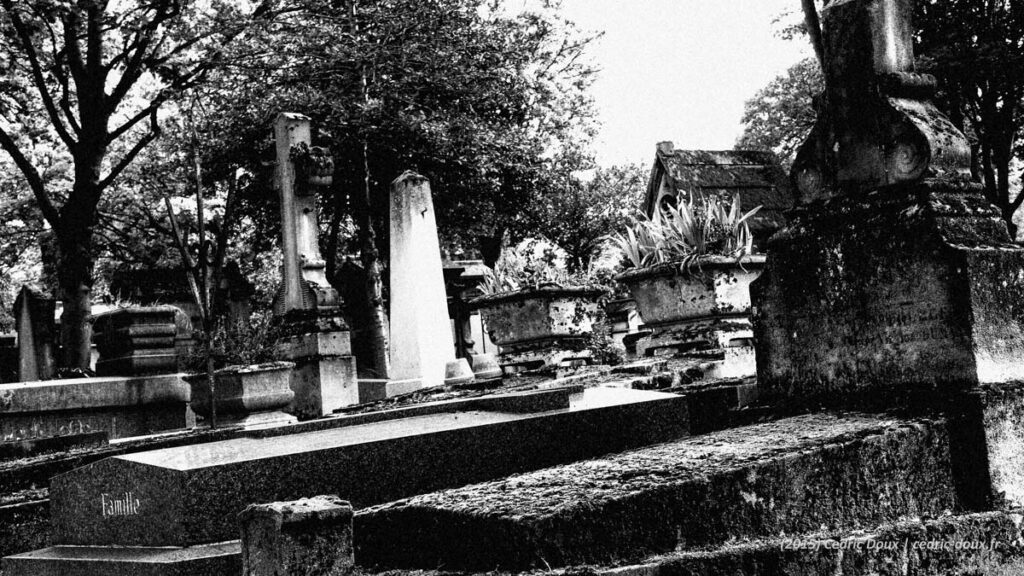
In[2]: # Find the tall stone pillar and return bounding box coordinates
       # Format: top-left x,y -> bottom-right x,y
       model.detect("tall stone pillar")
272,113 -> 358,418
14,286 -> 55,382
753,0 -> 1024,509
388,172 -> 473,389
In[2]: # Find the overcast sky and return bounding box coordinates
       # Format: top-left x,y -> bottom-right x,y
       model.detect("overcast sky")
556,0 -> 813,166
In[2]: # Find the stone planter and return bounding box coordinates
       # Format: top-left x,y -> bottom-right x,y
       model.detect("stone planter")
470,286 -> 605,371
187,361 -> 297,429
615,255 -> 765,364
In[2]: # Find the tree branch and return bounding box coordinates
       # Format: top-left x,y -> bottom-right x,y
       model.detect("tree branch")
99,109 -> 160,190
0,123 -> 61,227
1,0 -> 78,149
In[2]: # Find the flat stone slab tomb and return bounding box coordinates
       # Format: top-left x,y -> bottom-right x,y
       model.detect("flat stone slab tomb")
4,387 -> 687,576
0,374 -> 192,441
355,413 -> 959,572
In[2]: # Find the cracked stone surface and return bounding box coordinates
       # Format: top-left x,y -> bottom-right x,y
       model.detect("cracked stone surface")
356,413 -> 958,571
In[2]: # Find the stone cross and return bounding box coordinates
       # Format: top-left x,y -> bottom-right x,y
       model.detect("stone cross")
272,112 -> 338,315
792,0 -> 971,198
271,112 -> 358,417
14,286 -> 55,382
389,172 -> 473,388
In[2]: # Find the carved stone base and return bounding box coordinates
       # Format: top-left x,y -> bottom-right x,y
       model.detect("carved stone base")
274,311 -> 359,418
497,337 -> 593,373
754,179 -> 1024,404
635,316 -> 752,357
752,179 -> 1024,508
468,353 -> 503,381
443,358 -> 475,387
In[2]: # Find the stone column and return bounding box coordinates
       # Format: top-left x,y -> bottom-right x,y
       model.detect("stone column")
752,0 -> 1024,509
272,113 -> 358,417
389,172 -> 473,388
14,286 -> 55,382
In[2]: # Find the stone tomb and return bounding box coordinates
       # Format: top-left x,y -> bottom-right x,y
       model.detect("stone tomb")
752,0 -> 1024,510
92,306 -> 191,377
28,386 -> 685,564
0,374 -> 193,442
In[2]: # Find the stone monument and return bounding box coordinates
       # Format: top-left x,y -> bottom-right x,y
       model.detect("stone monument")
92,306 -> 189,376
753,0 -> 1024,508
271,113 -> 358,417
388,172 -> 473,388
13,286 -> 55,382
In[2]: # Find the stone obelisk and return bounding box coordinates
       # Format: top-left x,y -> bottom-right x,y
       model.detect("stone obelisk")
388,172 -> 473,389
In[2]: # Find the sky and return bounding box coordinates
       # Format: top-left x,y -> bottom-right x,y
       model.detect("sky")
554,0 -> 813,166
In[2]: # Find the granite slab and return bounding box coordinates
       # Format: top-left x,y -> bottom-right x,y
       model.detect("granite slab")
49,387 -> 688,547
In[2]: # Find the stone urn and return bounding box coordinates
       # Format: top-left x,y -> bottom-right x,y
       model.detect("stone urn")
615,255 -> 765,362
470,286 -> 606,371
187,361 -> 297,429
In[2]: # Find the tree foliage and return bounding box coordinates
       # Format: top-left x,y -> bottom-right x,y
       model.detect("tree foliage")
915,0 -> 1024,230
529,160 -> 647,273
0,0 -> 273,369
736,58 -> 822,167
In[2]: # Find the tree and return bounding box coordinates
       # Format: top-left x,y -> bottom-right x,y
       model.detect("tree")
531,161 -> 647,273
736,58 -> 822,167
915,0 -> 1024,233
0,1 -> 271,371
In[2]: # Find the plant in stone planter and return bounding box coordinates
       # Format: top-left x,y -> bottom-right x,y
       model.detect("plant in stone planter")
611,192 -> 760,271
610,193 -> 765,359
184,312 -> 296,428
470,241 -> 611,370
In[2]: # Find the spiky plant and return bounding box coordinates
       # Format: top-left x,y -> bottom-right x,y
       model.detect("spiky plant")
610,192 -> 760,271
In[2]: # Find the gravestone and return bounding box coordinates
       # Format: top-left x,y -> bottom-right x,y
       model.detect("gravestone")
13,287 -> 55,382
752,0 -> 1024,508
271,113 -> 358,417
388,172 -> 473,388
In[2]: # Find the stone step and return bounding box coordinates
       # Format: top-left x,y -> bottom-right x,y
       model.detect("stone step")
354,413 -> 959,571
2,541 -> 240,576
597,511 -> 1024,576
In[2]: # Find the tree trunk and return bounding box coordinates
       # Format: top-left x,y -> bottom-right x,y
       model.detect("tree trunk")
361,231 -> 390,377
357,139 -> 389,378
56,141 -> 106,372
56,218 -> 95,372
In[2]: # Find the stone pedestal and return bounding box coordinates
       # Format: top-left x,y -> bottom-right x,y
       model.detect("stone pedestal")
240,496 -> 353,576
275,312 -> 358,419
389,172 -> 471,388
14,287 -> 55,382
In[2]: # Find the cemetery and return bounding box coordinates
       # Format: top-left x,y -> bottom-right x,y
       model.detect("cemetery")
1,0 -> 1024,575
